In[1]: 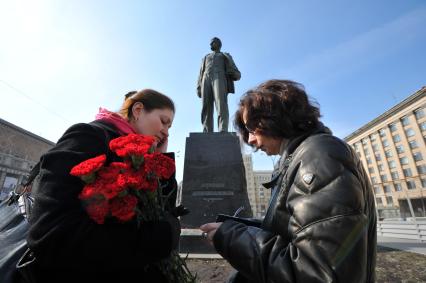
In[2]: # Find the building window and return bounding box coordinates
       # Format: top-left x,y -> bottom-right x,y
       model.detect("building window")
400,156 -> 409,165
362,138 -> 368,145
374,186 -> 381,194
414,108 -> 425,119
393,134 -> 401,143
364,148 -> 370,155
409,140 -> 418,149
396,145 -> 404,154
382,139 -> 390,147
388,160 -> 396,169
413,152 -> 423,161
421,179 -> 426,188
366,157 -> 372,164
394,183 -> 402,191
355,143 -> 360,150
376,197 -> 383,205
386,196 -> 393,206
389,123 -> 398,132
378,164 -> 384,172
384,185 -> 392,193
385,150 -> 393,158
391,171 -> 399,180
417,164 -> 426,174
375,153 -> 382,161
381,175 -> 388,182
420,121 -> 426,131
401,116 -> 410,126
405,128 -> 415,137
371,177 -> 377,184
403,168 -> 413,177
372,143 -> 379,151
406,180 -> 416,190
379,128 -> 386,137
368,167 -> 375,174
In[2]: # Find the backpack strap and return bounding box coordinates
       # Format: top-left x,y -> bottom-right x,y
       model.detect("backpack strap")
6,163 -> 40,206
22,162 -> 41,187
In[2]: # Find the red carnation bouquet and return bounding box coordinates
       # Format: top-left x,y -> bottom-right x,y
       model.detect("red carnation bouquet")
70,134 -> 196,282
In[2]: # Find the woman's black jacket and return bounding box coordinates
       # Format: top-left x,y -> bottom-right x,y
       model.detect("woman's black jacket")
27,121 -> 180,283
214,126 -> 377,283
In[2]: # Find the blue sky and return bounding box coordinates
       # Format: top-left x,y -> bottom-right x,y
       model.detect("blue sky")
1,0 -> 425,182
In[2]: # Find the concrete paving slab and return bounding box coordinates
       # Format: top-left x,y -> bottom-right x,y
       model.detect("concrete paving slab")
377,236 -> 426,255
179,253 -> 223,259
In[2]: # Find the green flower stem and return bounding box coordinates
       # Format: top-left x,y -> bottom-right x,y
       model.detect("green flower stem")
131,155 -> 144,170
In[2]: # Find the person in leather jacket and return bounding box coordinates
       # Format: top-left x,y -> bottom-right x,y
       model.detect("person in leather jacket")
201,79 -> 376,283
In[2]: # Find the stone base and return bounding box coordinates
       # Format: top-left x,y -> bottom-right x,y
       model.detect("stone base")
180,132 -> 252,229
179,229 -> 218,254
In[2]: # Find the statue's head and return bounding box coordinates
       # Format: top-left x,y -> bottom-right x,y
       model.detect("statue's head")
210,37 -> 222,51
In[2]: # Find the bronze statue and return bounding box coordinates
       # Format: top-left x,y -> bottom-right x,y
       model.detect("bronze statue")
197,37 -> 241,132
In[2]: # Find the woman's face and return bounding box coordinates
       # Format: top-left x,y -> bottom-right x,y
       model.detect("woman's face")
132,103 -> 174,144
243,109 -> 283,155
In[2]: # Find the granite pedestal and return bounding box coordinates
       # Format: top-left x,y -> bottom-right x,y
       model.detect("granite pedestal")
179,132 -> 252,254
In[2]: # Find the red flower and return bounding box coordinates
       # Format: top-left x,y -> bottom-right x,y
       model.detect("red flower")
144,153 -> 175,179
109,134 -> 156,158
70,154 -> 106,177
85,199 -> 109,224
117,169 -> 146,190
70,133 -> 195,281
79,182 -> 103,200
110,195 -> 138,222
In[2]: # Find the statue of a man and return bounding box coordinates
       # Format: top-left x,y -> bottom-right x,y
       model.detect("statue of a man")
197,37 -> 241,132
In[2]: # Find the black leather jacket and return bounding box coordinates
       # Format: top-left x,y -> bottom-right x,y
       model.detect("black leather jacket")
214,126 -> 376,283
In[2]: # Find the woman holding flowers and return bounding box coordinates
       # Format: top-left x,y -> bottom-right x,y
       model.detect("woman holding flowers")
25,89 -> 194,282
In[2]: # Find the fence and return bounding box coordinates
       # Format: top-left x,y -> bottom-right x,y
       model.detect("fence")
377,220 -> 426,242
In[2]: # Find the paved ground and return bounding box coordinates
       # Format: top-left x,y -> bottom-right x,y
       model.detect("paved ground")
377,236 -> 426,255
184,237 -> 426,282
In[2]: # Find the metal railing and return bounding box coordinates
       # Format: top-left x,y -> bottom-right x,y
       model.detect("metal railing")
377,220 -> 426,242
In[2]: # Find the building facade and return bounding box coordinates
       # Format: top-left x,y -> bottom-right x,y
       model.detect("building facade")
0,118 -> 55,201
345,87 -> 426,219
243,154 -> 272,217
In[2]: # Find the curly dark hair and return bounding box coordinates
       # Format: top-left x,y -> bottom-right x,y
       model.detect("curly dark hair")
234,79 -> 321,144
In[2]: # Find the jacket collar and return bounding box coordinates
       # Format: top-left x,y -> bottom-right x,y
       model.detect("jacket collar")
262,122 -> 331,189
280,122 -> 331,165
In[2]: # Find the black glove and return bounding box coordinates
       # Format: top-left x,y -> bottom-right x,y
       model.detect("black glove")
169,204 -> 190,217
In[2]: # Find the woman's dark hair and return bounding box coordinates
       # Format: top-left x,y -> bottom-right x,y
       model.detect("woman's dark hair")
234,79 -> 321,143
119,89 -> 175,121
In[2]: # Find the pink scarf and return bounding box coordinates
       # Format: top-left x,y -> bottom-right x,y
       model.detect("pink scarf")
95,107 -> 136,135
